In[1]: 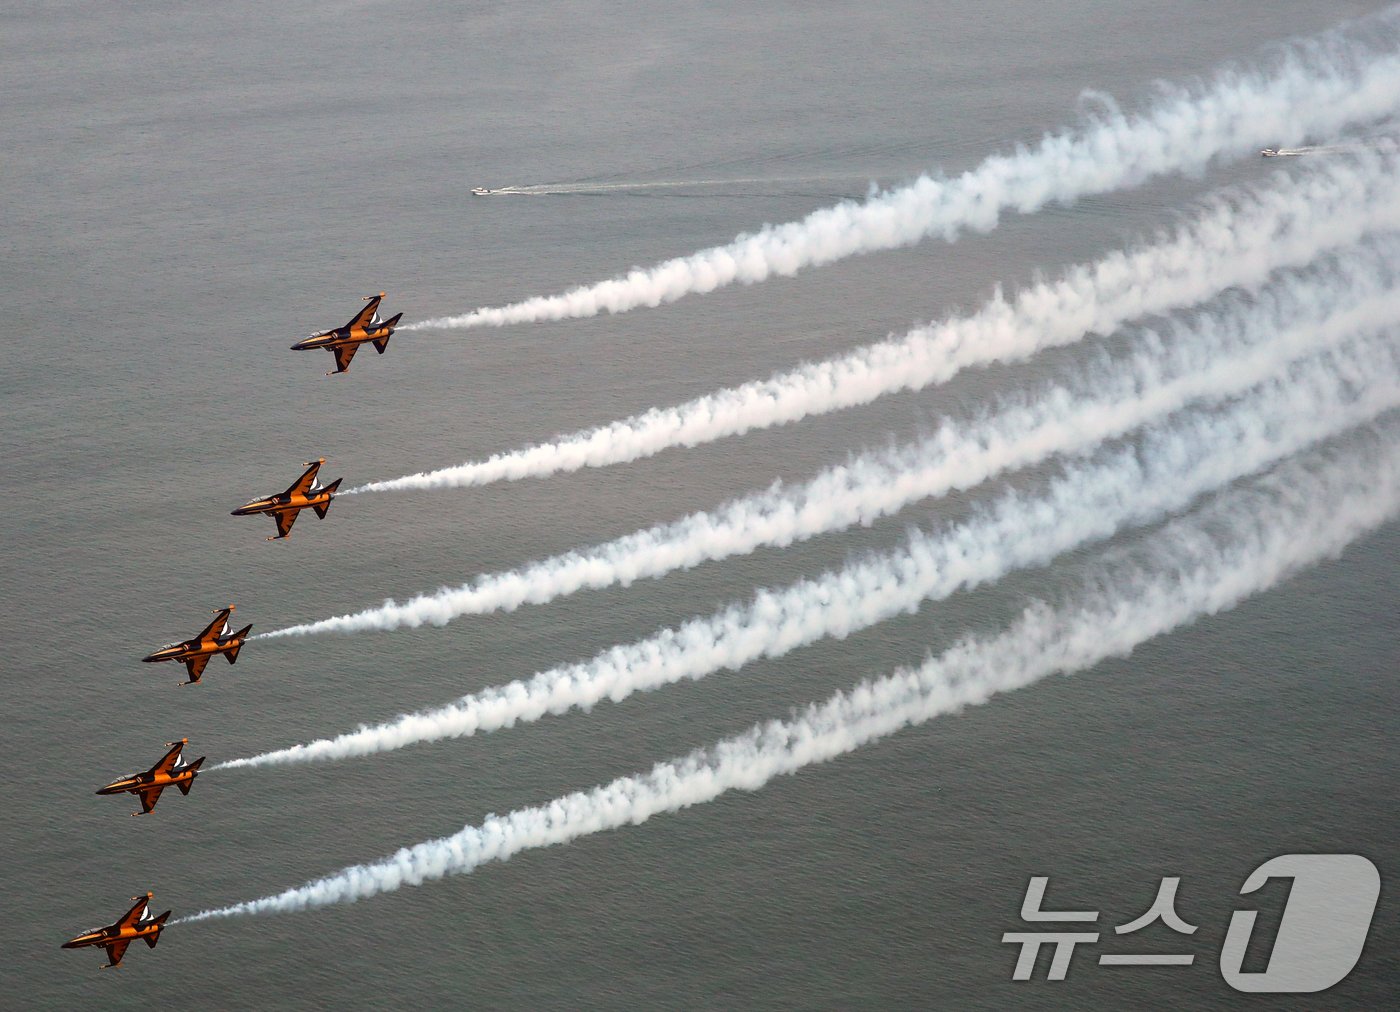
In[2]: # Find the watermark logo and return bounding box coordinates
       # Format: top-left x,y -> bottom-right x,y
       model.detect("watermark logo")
1219,854 -> 1380,993
1002,853 -> 1379,993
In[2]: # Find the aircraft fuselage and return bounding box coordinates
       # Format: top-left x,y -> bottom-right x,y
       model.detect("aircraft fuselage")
141,636 -> 243,666
231,486 -> 335,518
292,319 -> 396,353
98,765 -> 200,798
63,920 -> 161,951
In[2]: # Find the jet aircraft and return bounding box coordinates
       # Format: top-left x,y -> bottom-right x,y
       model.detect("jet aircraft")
291,292 -> 402,374
63,893 -> 171,969
97,739 -> 205,816
231,458 -> 342,540
142,606 -> 251,684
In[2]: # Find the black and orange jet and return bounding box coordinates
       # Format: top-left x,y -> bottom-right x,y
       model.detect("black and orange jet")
63,893 -> 171,969
291,292 -> 402,374
231,458 -> 342,540
97,739 -> 205,816
142,605 -> 252,684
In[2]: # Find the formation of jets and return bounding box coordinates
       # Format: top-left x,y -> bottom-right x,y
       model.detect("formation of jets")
62,136 -> 1387,969
68,295 -> 401,968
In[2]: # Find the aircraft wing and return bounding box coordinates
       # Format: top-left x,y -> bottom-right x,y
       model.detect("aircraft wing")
116,896 -> 150,930
274,509 -> 300,539
151,741 -> 184,776
196,608 -> 234,645
137,786 -> 166,815
104,939 -> 131,967
284,460 -> 322,498
332,342 -> 360,373
184,655 -> 210,683
344,294 -> 383,331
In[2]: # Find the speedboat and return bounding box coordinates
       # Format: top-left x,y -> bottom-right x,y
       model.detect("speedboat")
471,186 -> 493,196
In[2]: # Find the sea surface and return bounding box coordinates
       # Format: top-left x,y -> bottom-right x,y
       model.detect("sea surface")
2,1 -> 1396,1007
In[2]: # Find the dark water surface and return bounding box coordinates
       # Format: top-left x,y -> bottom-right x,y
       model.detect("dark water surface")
3,1 -> 1397,1007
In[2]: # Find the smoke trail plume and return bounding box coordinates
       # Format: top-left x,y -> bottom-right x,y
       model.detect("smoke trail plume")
224,329 -> 1400,767
362,153 -> 1400,492
406,13 -> 1400,332
275,251 -> 1400,640
184,422 -> 1400,920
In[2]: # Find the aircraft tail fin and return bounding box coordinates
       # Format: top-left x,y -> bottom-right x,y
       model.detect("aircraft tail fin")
314,479 -> 342,518
225,626 -> 253,663
145,911 -> 171,947
375,313 -> 403,352
178,758 -> 204,793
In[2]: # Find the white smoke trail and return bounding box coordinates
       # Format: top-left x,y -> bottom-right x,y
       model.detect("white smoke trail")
406,13 -> 1400,332
362,152 -> 1400,492
183,423 -> 1400,920
273,250 -> 1400,640
223,330 -> 1400,767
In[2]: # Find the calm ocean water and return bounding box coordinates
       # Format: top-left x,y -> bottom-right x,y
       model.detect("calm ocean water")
2,1 -> 1396,1006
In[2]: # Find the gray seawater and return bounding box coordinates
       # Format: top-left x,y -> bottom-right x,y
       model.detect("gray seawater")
3,1 -> 1397,1007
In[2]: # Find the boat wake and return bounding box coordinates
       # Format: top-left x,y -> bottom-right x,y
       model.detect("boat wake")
471,174 -> 878,197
